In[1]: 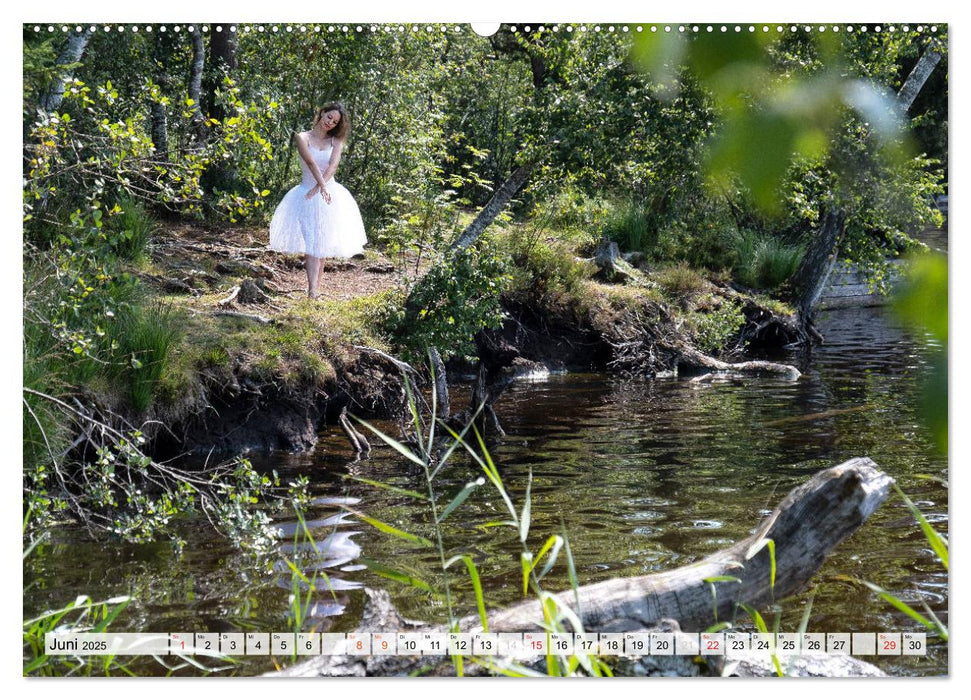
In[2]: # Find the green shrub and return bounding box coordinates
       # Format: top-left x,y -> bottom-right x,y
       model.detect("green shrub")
601,200 -> 654,253
655,262 -> 707,299
105,195 -> 155,262
387,245 -> 511,363
534,181 -> 610,246
686,300 -> 746,354
113,304 -> 182,412
507,229 -> 595,305
733,230 -> 804,290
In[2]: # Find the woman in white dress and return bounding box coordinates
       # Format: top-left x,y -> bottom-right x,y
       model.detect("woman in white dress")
269,103 -> 367,298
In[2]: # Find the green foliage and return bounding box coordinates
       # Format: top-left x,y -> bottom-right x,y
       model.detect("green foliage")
531,180 -> 609,246
113,304 -> 182,412
733,230 -> 805,291
685,297 -> 746,354
506,227 -> 594,306
655,262 -> 706,299
104,195 -> 155,262
602,200 -> 654,253
893,252 -> 947,454
23,591 -> 133,676
388,245 -> 511,362
632,26 -> 946,278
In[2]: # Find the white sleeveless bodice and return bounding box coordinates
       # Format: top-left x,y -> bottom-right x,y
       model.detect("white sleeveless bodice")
300,142 -> 334,187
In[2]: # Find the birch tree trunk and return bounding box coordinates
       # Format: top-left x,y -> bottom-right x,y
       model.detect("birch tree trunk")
188,29 -> 207,142
897,43 -> 944,114
450,163 -> 535,251
39,31 -> 89,113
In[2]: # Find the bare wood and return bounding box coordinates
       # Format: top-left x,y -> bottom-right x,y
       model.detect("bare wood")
216,285 -> 240,306
428,347 -> 450,419
592,238 -> 638,283
237,278 -> 272,305
211,310 -> 271,324
276,458 -> 891,677
188,30 -> 207,141
351,346 -> 418,376
677,345 -> 801,380
339,406 -> 371,455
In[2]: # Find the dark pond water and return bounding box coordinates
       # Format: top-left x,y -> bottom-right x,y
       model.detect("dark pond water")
23,306 -> 948,677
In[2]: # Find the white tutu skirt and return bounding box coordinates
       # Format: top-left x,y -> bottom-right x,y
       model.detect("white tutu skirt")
269,180 -> 367,258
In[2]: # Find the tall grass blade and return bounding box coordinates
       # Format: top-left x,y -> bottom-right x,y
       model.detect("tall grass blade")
344,475 -> 427,501
562,529 -> 581,614
359,557 -> 433,592
353,417 -> 426,468
838,576 -> 946,640
893,483 -> 948,570
402,377 -> 427,461
445,555 -> 489,632
766,538 -> 776,595
343,508 -> 433,547
740,604 -> 783,677
438,478 -> 485,523
537,535 -> 564,580
23,531 -> 47,561
519,469 -> 533,543
703,576 -> 742,623
472,425 -> 517,521
431,410 -> 482,482
426,355 -> 437,458
521,552 -> 533,597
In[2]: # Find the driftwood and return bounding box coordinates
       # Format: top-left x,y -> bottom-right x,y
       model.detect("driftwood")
275,457 -> 891,677
338,406 -> 371,456
351,346 -> 418,377
678,346 -> 801,381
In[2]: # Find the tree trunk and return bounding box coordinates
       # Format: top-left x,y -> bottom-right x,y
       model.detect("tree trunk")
188,29 -> 206,142
206,25 -> 238,126
149,32 -> 177,161
451,163 -> 534,252
791,44 -> 942,340
790,208 -> 845,339
428,347 -> 451,420
897,43 -> 944,114
273,457 -> 892,677
202,25 -> 239,190
39,31 -> 89,113
150,102 -> 168,160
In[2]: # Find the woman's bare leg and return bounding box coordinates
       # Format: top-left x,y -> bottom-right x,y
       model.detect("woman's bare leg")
305,255 -> 322,298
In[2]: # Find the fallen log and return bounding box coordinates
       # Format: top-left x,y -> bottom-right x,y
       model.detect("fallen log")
677,346 -> 801,380
273,457 -> 892,677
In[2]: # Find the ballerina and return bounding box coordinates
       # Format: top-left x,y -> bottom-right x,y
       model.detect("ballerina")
269,102 -> 367,298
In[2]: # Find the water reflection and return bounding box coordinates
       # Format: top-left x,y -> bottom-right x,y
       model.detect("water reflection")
23,306 -> 947,677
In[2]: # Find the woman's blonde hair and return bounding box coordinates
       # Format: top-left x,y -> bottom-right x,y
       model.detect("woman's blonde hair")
315,102 -> 349,141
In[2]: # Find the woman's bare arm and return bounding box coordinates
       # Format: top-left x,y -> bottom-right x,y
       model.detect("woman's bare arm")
319,139 -> 345,183
294,131 -> 328,189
